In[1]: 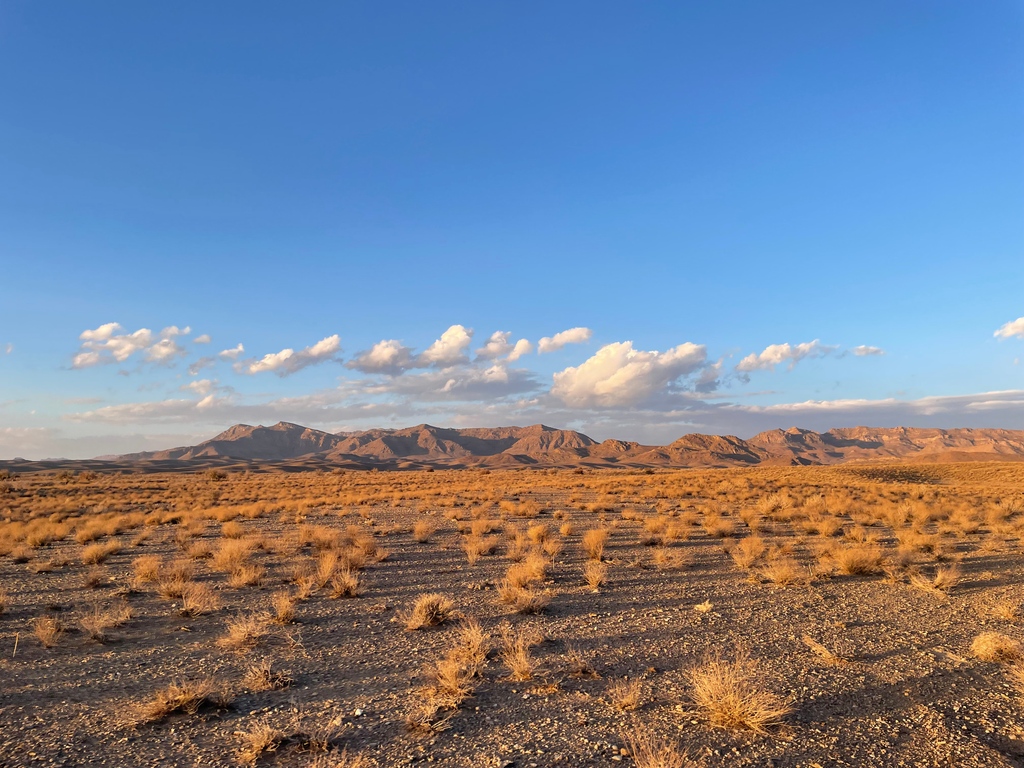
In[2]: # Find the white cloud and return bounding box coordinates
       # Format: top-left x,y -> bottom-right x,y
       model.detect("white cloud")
72,322 -> 193,369
509,338 -> 533,361
241,334 -> 342,376
219,343 -> 245,360
3,343 -> 12,355
420,325 -> 472,366
193,334 -> 212,344
736,340 -> 836,372
851,345 -> 885,357
189,357 -> 216,376
476,331 -> 534,362
551,341 -> 707,407
995,317 -> 1024,340
538,327 -> 592,353
347,339 -> 418,375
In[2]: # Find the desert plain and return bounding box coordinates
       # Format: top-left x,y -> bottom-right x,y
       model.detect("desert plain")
1,451 -> 1024,767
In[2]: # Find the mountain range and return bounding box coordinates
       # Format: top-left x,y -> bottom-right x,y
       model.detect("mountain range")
102,421 -> 1024,469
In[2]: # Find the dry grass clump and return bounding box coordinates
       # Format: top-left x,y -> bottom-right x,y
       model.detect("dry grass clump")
131,555 -> 162,586
217,612 -> 272,650
607,678 -> 644,711
0,586 -> 8,615
909,564 -> 962,597
622,722 -> 693,768
703,513 -> 737,538
582,528 -> 609,560
242,658 -> 292,691
329,567 -> 361,598
81,539 -> 122,565
497,582 -> 550,614
32,615 -> 64,647
271,591 -> 298,624
584,560 -> 607,589
407,619 -> 491,733
462,535 -> 498,565
565,645 -> 599,678
137,678 -> 231,723
404,593 -> 457,630
731,535 -> 766,570
499,622 -> 543,681
834,545 -> 884,576
801,634 -> 847,665
687,650 -> 792,732
412,519 -> 437,543
78,600 -> 133,642
179,582 -> 221,617
971,632 -> 1023,662
760,555 -> 808,587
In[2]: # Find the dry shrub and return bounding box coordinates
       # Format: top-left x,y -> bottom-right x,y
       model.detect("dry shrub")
499,623 -> 543,681
413,519 -> 437,543
703,514 -> 736,538
608,678 -> 643,711
651,547 -> 690,571
687,650 -> 792,732
83,566 -> 107,589
131,555 -> 162,586
79,601 -> 133,642
584,560 -> 608,589
180,583 -> 221,617
731,536 -> 766,569
243,658 -> 292,691
218,612 -> 272,651
271,591 -> 298,624
0,586 -> 8,615
582,528 -> 609,561
497,583 -> 550,615
32,616 -> 64,648
81,539 -> 122,565
834,545 -> 883,576
211,538 -> 255,572
462,535 -> 497,565
760,556 -> 807,587
137,678 -> 230,723
329,568 -> 361,598
221,521 -> 245,539
404,593 -> 456,630
971,632 -> 1023,662
227,564 -> 266,588
622,722 -> 692,768
909,564 -> 961,597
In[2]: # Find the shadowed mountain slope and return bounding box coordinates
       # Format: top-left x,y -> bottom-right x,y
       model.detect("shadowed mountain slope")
112,422 -> 1024,469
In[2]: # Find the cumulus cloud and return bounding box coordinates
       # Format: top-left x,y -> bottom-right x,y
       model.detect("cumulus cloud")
72,322 -> 193,369
851,345 -> 885,356
995,317 -> 1024,340
538,327 -> 592,354
219,343 -> 245,360
347,339 -> 418,375
476,331 -> 534,362
240,334 -> 341,376
736,340 -> 836,372
193,334 -> 212,344
551,341 -> 707,407
420,325 -> 472,367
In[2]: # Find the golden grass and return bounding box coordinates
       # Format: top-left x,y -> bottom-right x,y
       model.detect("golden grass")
137,678 -> 230,723
971,632 -> 1023,662
687,650 -> 792,732
404,593 -> 457,630
582,528 -> 609,560
607,678 -> 643,711
622,722 -> 693,768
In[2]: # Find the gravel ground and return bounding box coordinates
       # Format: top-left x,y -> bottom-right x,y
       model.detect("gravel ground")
1,467 -> 1023,767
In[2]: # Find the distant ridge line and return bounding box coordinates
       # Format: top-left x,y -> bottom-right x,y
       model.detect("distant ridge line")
71,421 -> 1024,470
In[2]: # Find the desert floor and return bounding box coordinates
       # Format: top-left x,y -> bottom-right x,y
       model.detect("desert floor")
1,463 -> 1023,767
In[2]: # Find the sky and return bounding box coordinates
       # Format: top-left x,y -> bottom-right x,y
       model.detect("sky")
1,1 -> 1022,459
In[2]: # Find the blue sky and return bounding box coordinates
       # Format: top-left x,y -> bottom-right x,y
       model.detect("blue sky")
1,2 -> 1022,458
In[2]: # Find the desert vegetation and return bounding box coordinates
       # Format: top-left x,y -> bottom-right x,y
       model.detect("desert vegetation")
0,462 -> 1022,765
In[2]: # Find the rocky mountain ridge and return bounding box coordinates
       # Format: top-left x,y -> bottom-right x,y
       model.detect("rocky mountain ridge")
113,421 -> 1024,469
